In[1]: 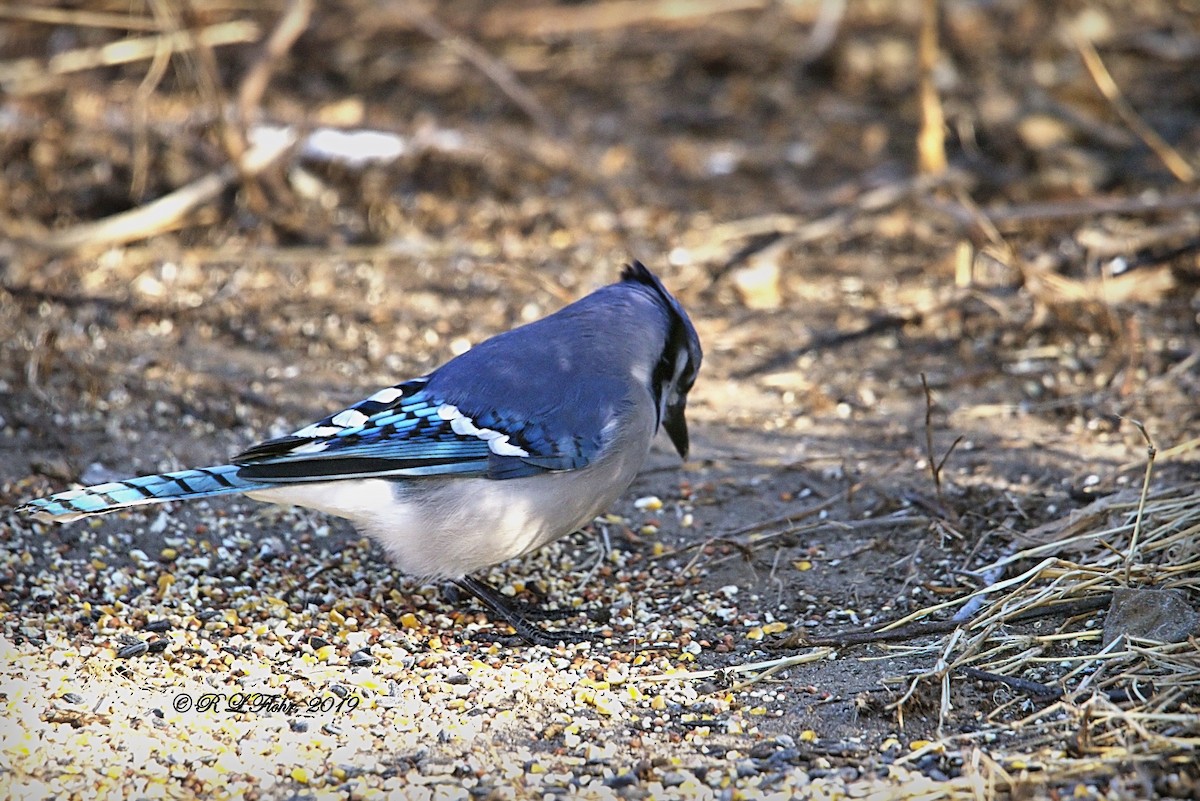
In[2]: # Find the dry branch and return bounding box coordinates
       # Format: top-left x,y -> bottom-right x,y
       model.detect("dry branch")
36,130 -> 298,254
0,5 -> 160,31
775,596 -> 1112,651
1075,219 -> 1200,260
796,0 -> 845,64
403,3 -> 559,136
238,0 -> 313,125
927,190 -> 1200,231
1023,261 -> 1179,307
0,20 -> 260,96
128,0 -> 180,200
1074,32 -> 1196,183
480,0 -> 775,38
920,373 -> 963,512
916,0 -> 946,174
1123,420 -> 1157,583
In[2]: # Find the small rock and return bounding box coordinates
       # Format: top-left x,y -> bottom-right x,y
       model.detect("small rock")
31,457 -> 74,482
604,773 -> 638,788
1103,588 -> 1200,646
661,771 -> 687,787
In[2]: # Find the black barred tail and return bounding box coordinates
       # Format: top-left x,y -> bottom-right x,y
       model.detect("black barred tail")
18,465 -> 268,522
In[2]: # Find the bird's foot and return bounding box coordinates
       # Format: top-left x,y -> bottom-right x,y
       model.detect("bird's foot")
451,576 -> 591,646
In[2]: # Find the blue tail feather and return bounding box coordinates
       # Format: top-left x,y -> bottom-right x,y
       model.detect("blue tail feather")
19,465 -> 268,522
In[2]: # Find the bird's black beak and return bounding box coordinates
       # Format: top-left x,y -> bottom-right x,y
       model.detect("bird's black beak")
663,402 -> 689,459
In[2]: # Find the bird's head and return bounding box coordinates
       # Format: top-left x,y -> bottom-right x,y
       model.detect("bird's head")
621,261 -> 702,459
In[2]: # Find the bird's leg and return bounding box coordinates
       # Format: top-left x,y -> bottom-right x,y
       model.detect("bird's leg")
452,576 -> 586,646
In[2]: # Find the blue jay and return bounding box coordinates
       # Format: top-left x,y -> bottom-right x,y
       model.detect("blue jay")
20,262 -> 702,644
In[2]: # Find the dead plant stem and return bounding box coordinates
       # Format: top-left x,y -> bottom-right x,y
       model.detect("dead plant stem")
1125,420 -> 1157,584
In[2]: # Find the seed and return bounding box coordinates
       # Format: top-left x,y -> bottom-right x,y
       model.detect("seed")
117,640 -> 149,659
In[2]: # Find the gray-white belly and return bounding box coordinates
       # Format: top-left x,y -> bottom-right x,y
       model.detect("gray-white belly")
244,430 -> 651,578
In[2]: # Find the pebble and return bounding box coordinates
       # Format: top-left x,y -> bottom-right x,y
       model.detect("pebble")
349,649 -> 375,667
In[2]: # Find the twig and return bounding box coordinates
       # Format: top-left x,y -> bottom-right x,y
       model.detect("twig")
179,0 -> 270,217
1059,633 -> 1126,693
1074,32 -> 1196,183
935,439 -> 964,489
635,648 -> 834,685
237,0 -> 312,125
1075,220 -> 1200,261
916,0 -> 946,174
679,535 -> 756,583
920,374 -> 962,511
130,0 -> 178,200
797,0 -> 845,64
950,185 -> 1009,252
480,0 -> 771,38
959,665 -> 1148,704
36,130 -> 298,253
0,20 -> 260,95
889,627 -> 963,729
1124,420 -> 1157,584
925,190 -> 1200,232
0,5 -> 160,30
705,517 -> 928,569
958,666 -> 1062,699
773,595 -> 1112,651
404,3 -> 559,136
1146,434 -> 1200,466
921,373 -> 942,502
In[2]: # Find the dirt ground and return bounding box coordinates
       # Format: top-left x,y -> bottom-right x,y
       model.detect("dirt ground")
2,1 -> 1200,799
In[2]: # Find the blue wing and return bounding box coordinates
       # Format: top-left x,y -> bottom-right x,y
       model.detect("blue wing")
234,378 -> 599,483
